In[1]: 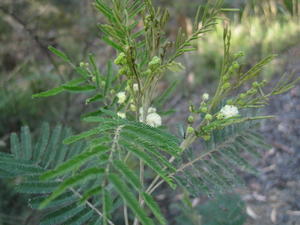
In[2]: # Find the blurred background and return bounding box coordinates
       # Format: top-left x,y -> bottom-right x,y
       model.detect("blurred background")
0,0 -> 299,224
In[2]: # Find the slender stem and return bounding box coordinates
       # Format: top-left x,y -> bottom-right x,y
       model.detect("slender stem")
124,204 -> 129,225
69,187 -> 116,225
101,125 -> 124,224
133,103 -> 148,225
133,159 -> 144,225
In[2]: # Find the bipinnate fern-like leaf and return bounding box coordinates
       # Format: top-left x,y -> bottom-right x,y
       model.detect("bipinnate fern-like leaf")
175,122 -> 269,197
40,111 -> 180,225
0,123 -> 107,225
2,113 -> 271,225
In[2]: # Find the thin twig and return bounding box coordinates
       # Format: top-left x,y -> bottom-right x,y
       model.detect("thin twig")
70,187 -> 116,225
124,204 -> 129,225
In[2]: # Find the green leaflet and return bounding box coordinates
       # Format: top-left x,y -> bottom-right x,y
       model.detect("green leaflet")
21,126 -> 32,161
15,180 -> 61,194
29,192 -> 77,209
102,189 -> 113,225
154,80 -> 178,107
80,186 -> 102,204
86,94 -> 104,104
104,61 -> 113,97
128,0 -> 145,19
48,46 -> 71,63
102,36 -> 123,51
165,61 -> 186,72
89,54 -> 101,88
177,124 -> 267,196
123,124 -> 180,156
113,160 -> 142,191
120,131 -> 176,172
10,132 -> 21,159
0,159 -> 45,176
62,85 -> 96,92
95,0 -> 115,22
81,114 -> 180,157
34,122 -> 50,163
43,124 -> 63,168
41,203 -> 86,225
120,139 -> 176,189
4,123 -> 100,224
32,86 -> 64,98
63,208 -> 94,225
40,145 -> 108,180
238,55 -> 276,86
142,193 -> 167,225
40,168 -> 105,209
222,147 -> 258,174
51,127 -> 73,167
108,173 -> 155,225
32,78 -> 85,98
63,128 -> 101,144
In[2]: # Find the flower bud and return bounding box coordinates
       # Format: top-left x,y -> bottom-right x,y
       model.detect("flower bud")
232,61 -> 239,70
130,104 -> 137,112
186,126 -> 194,134
217,113 -> 224,120
200,107 -> 208,113
118,66 -> 129,76
148,56 -> 161,71
223,75 -> 230,81
188,115 -> 194,123
101,81 -> 106,87
252,82 -> 259,88
114,52 -> 127,65
204,114 -> 213,121
223,82 -> 231,90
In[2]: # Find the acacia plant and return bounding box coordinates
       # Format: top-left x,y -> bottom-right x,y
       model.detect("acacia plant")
1,0 -> 299,224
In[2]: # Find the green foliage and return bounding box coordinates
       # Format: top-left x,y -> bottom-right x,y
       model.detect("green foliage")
198,194 -> 246,225
175,122 -> 268,197
2,0 -> 299,224
41,111 -> 180,224
0,124 -> 107,225
175,193 -> 246,225
109,173 -> 154,225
